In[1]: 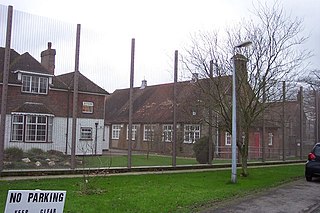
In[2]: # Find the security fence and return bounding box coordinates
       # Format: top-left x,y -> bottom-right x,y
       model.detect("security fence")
0,5 -> 317,173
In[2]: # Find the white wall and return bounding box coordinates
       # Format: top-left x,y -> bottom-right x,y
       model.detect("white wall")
4,115 -> 109,155
102,125 -> 109,150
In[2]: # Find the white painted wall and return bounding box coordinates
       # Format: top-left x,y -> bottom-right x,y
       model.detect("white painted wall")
102,125 -> 109,150
4,115 -> 109,155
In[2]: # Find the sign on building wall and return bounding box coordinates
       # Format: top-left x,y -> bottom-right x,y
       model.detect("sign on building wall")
4,190 -> 66,213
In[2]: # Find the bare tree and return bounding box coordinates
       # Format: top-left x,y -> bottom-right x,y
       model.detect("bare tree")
181,1 -> 311,176
300,69 -> 320,142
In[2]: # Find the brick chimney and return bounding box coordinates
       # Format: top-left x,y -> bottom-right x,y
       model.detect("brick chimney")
41,42 -> 56,75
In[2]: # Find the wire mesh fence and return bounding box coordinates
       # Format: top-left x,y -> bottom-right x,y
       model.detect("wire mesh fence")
0,5 -> 317,172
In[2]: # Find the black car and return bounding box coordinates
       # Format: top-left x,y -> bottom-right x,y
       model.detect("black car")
305,143 -> 320,181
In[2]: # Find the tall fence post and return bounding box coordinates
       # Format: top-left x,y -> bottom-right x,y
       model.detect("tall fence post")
71,24 -> 81,169
261,77 -> 266,162
315,90 -> 319,143
172,50 -> 178,167
300,86 -> 303,159
282,81 -> 286,161
208,60 -> 213,164
128,38 -> 135,169
0,5 -> 13,172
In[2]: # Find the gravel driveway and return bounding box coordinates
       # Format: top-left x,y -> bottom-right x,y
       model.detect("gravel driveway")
200,178 -> 320,213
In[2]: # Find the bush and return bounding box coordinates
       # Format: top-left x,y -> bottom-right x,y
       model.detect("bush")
47,150 -> 66,161
27,148 -> 46,161
193,136 -> 213,164
4,147 -> 24,161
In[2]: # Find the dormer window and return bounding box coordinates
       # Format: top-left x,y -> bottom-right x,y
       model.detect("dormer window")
22,75 -> 48,94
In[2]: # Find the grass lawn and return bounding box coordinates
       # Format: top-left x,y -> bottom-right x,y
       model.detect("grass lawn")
0,164 -> 304,212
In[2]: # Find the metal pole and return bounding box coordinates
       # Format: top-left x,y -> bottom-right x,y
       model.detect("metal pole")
282,81 -> 286,161
95,122 -> 98,155
300,86 -> 303,159
231,54 -> 237,183
172,50 -> 178,167
0,5 -> 13,172
231,41 -> 252,183
71,24 -> 81,169
315,90 -> 319,143
208,60 -> 213,164
128,38 -> 135,169
261,77 -> 266,162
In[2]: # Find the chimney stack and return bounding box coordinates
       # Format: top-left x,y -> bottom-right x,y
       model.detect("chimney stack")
140,79 -> 147,89
41,42 -> 56,75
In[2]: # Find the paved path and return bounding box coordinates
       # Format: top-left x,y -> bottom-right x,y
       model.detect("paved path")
201,178 -> 320,213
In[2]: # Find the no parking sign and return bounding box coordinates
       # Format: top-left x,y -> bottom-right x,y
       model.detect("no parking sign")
4,190 -> 66,213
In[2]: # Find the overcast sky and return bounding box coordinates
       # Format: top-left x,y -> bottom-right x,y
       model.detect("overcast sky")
0,0 -> 319,93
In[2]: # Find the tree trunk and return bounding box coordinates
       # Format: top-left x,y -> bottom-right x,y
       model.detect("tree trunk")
241,152 -> 249,177
238,130 -> 250,177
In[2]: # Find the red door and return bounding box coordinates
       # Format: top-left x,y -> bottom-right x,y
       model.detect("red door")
254,133 -> 261,158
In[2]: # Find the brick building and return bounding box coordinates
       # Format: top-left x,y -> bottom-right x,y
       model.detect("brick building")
0,43 -> 109,155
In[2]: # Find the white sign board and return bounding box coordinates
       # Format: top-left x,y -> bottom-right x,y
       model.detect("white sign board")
4,190 -> 66,213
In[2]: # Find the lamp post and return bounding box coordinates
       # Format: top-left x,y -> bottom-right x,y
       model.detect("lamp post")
95,122 -> 98,155
231,41 -> 252,184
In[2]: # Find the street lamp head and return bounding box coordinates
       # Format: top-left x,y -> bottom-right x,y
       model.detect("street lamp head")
235,41 -> 252,48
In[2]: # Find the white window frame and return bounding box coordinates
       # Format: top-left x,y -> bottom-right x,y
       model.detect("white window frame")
80,127 -> 93,140
163,124 -> 173,142
268,132 -> 273,146
112,124 -> 121,139
22,75 -> 48,94
225,132 -> 232,146
82,101 -> 94,114
144,124 -> 156,141
184,124 -> 200,143
11,115 -> 24,141
25,115 -> 47,142
126,124 -> 138,140
47,117 -> 53,142
11,114 -> 53,143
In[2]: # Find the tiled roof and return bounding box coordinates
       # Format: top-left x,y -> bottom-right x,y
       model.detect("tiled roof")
252,100 -> 301,128
0,47 -> 109,95
12,102 -> 54,115
265,101 -> 300,120
105,80 -> 210,124
54,72 -> 109,95
10,52 -> 51,74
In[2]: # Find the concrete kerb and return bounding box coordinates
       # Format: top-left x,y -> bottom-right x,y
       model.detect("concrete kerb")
0,160 -> 305,181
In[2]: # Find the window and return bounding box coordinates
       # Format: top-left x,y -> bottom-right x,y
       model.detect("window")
184,124 -> 200,143
163,125 -> 173,142
314,145 -> 320,157
82,102 -> 94,113
127,124 -> 138,140
268,133 -> 273,146
22,75 -> 48,94
47,117 -> 53,142
11,114 -> 53,142
80,127 -> 93,140
25,116 -> 47,142
112,124 -> 121,139
11,115 -> 24,141
225,132 -> 232,145
144,124 -> 155,141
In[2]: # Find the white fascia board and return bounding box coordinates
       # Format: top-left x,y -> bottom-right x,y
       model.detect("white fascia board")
13,70 -> 54,77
